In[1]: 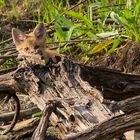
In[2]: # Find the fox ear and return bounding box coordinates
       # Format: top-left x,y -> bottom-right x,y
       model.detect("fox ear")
12,28 -> 25,45
33,23 -> 46,39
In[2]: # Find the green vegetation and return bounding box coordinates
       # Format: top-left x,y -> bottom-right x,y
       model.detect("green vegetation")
0,0 -> 5,10
0,0 -> 140,65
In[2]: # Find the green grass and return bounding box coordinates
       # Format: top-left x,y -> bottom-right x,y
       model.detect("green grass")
1,0 -> 140,64
0,0 -> 5,13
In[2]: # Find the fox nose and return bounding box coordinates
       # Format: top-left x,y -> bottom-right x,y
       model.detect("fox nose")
34,45 -> 39,49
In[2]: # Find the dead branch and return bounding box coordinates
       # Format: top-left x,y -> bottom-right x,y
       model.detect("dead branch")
0,38 -> 12,46
0,51 -> 17,66
32,100 -> 63,140
0,85 -> 20,134
117,95 -> 140,114
0,107 -> 39,122
0,54 -> 17,59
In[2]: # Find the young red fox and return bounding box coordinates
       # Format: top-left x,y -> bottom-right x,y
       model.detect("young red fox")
12,23 -> 62,63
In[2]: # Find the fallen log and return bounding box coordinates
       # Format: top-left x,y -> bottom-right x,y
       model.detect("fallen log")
103,95 -> 140,114
88,67 -> 140,100
65,112 -> 140,140
0,55 -> 140,139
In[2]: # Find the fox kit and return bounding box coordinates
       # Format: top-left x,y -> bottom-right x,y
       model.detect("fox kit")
12,23 -> 62,63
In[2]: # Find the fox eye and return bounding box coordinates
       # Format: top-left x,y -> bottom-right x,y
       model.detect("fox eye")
34,45 -> 39,49
24,47 -> 29,51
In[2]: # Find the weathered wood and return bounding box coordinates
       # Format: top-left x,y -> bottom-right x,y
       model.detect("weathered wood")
103,95 -> 140,114
0,107 -> 39,122
64,112 -> 140,140
0,118 -> 39,140
116,95 -> 140,114
0,55 -> 140,139
12,57 -> 111,139
32,100 -> 62,140
90,67 -> 140,100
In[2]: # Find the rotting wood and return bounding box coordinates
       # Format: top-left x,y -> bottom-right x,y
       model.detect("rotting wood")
103,95 -> 140,114
64,112 -> 140,140
11,55 -> 140,139
0,118 -> 39,140
90,67 -> 140,100
32,99 -> 63,140
0,107 -> 39,122
0,54 -> 140,139
11,56 -> 111,139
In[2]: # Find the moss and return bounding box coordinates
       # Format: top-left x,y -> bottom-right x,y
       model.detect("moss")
46,126 -> 61,140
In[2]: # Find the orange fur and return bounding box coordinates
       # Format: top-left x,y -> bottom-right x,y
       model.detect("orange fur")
12,23 -> 62,63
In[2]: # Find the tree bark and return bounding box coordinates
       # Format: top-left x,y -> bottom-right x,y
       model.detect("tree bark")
65,112 -> 140,140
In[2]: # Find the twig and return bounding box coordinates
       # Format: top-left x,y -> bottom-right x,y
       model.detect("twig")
0,85 -> 20,135
17,19 -> 39,23
47,33 -> 121,45
0,48 -> 16,53
0,107 -> 40,122
0,46 -> 15,51
0,51 -> 16,65
46,38 -> 97,45
0,38 -> 12,46
0,54 -> 17,59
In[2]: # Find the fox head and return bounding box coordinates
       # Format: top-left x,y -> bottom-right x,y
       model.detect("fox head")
12,23 -> 46,53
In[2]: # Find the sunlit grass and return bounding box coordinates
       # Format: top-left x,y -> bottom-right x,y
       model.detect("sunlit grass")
1,0 -> 140,63
0,0 -> 5,13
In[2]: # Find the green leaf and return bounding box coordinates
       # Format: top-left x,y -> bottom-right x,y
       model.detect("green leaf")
110,11 -> 122,24
107,37 -> 122,55
55,15 -> 74,28
54,16 -> 74,40
134,2 -> 140,18
96,30 -> 118,38
66,10 -> 94,29
32,112 -> 41,118
65,25 -> 78,41
55,22 -> 66,40
88,40 -> 113,55
82,55 -> 89,63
